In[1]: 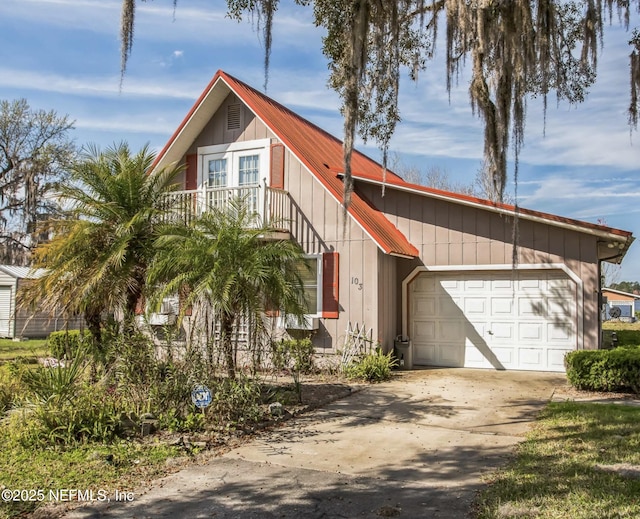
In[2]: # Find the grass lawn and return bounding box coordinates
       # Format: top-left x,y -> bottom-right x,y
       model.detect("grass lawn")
0,437 -> 182,518
0,338 -> 48,361
474,402 -> 640,518
602,321 -> 640,331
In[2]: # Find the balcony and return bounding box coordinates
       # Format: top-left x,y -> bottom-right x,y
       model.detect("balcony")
161,183 -> 290,235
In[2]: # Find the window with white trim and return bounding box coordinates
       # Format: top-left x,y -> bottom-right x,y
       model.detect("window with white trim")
199,139 -> 270,214
296,255 -> 322,316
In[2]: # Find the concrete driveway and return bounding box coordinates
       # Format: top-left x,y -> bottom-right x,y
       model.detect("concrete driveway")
62,368 -> 564,519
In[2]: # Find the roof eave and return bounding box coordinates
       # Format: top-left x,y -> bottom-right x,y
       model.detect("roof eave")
348,174 -> 634,245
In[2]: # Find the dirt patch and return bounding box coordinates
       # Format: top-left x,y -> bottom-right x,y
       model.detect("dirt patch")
553,384 -> 640,406
147,374 -> 365,457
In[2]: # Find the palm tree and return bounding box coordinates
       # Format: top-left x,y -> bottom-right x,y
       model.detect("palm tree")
22,142 -> 181,349
148,197 -> 308,379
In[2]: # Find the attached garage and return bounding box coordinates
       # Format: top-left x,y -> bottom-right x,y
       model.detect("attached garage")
408,269 -> 578,372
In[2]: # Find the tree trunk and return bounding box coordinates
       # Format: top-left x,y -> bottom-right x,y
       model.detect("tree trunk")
84,308 -> 103,382
220,314 -> 236,379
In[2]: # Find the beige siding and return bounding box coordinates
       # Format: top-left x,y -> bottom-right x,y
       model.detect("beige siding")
187,94 -> 274,154
284,150 -> 384,352
377,252 -> 397,352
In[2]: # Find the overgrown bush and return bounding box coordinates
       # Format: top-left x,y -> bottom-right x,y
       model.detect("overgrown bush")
10,352 -> 86,407
343,348 -> 397,382
158,408 -> 206,433
271,338 -> 315,374
0,379 -> 18,413
4,350 -> 129,446
48,330 -> 92,360
8,385 -> 125,447
565,346 -> 640,394
112,332 -> 210,420
211,376 -> 263,428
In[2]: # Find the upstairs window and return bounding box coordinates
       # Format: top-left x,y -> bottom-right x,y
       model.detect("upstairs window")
198,139 -> 270,190
208,158 -> 227,188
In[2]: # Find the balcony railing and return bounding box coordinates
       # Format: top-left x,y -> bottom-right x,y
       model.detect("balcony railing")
161,183 -> 290,232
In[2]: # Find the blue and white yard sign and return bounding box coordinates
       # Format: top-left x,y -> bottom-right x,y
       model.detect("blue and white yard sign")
191,384 -> 212,409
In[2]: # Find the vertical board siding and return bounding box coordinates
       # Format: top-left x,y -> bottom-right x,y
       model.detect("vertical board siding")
377,252 -> 397,351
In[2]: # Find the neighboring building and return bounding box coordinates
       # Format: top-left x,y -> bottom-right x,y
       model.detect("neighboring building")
152,70 -> 634,372
0,265 -> 83,339
601,287 -> 640,320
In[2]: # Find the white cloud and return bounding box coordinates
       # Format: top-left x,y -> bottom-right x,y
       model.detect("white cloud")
0,68 -> 203,99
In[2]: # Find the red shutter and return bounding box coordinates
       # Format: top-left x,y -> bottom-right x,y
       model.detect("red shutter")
270,143 -> 285,189
185,154 -> 197,191
322,252 -> 339,318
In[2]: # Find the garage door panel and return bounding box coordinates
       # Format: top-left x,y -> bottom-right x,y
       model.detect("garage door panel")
438,321 -> 465,341
547,349 -> 569,370
549,297 -> 572,317
491,297 -> 513,315
464,345 -> 489,367
519,348 -> 543,367
414,343 -> 436,364
414,276 -> 436,293
439,296 -> 461,314
489,322 -> 514,340
518,278 -> 543,289
440,278 -> 462,290
412,296 -> 435,316
464,279 -> 486,290
548,323 -> 572,341
409,270 -> 577,372
519,323 -> 543,341
491,278 -> 514,291
439,344 -> 464,366
413,320 -> 436,341
518,297 -> 546,318
467,321 -> 486,336
464,298 -> 486,315
491,346 -> 515,366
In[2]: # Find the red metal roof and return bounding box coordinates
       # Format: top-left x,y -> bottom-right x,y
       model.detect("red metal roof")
155,70 -> 632,256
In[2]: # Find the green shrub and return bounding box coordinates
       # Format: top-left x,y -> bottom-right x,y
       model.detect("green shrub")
344,348 -> 397,382
48,330 -> 92,360
158,408 -> 205,433
271,338 -> 315,374
12,352 -> 86,407
211,376 -> 263,427
565,347 -> 640,393
8,383 -> 126,447
0,380 -> 17,413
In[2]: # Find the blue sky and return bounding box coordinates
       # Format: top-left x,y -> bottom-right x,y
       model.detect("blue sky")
1,0 -> 639,281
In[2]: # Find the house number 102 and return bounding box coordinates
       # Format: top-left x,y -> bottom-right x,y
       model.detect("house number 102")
351,277 -> 363,290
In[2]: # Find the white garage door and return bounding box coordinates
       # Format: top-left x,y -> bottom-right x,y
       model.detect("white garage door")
409,270 -> 577,372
